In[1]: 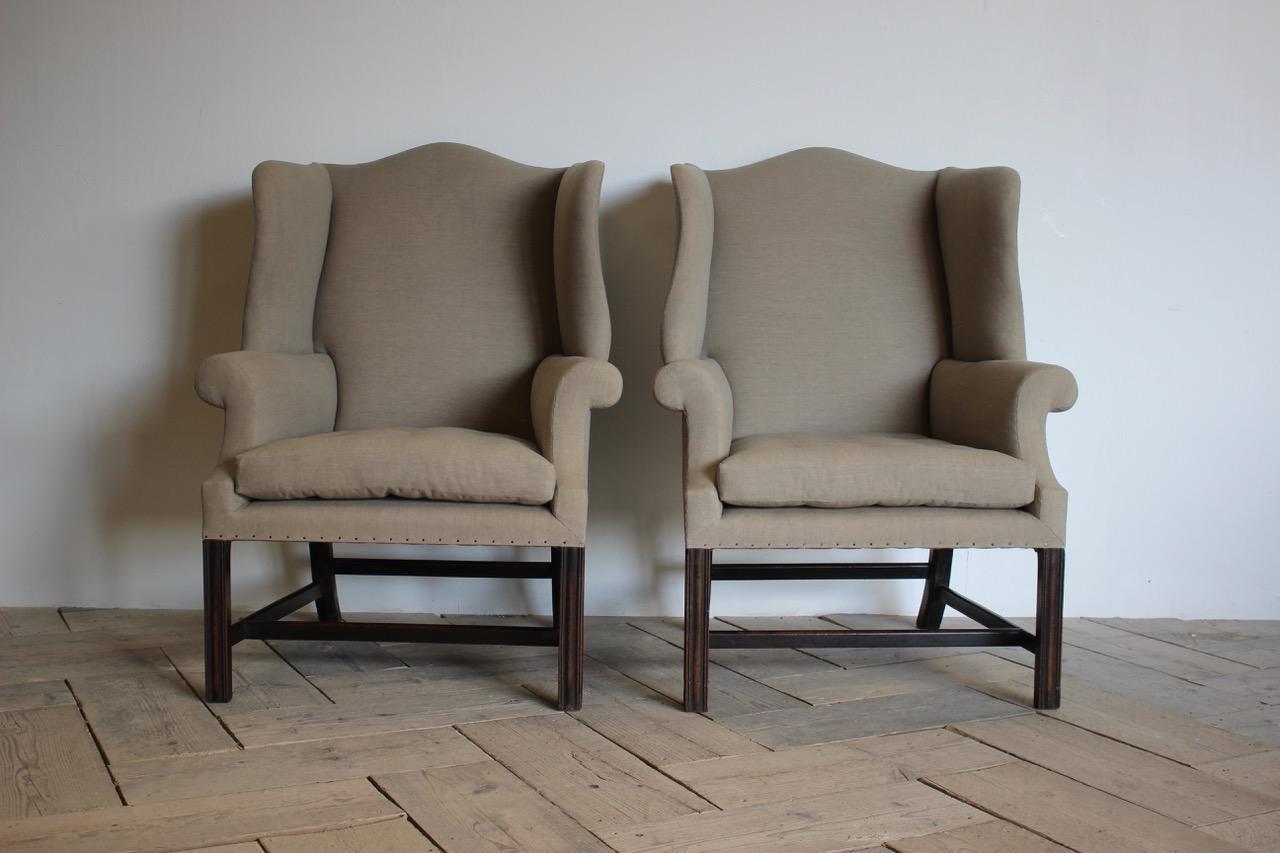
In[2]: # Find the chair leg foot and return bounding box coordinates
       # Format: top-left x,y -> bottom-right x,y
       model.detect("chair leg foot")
555,547 -> 584,711
916,548 -> 953,629
309,542 -> 342,622
203,539 -> 232,703
1034,548 -> 1065,710
684,548 -> 712,713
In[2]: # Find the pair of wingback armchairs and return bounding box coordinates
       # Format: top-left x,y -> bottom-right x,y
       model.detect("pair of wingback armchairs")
197,143 -> 1076,714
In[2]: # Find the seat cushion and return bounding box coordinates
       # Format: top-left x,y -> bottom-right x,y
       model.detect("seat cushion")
234,427 -> 555,505
717,433 -> 1036,509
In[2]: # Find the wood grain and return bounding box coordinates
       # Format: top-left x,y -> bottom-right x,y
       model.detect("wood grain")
0,611 -> 67,639
166,639 -> 330,712
0,778 -> 402,853
887,818 -> 1070,852
70,669 -> 236,763
114,728 -> 485,804
0,682 -> 75,714
665,728 -> 1013,808
925,761 -> 1250,852
375,762 -> 609,852
458,714 -> 712,830
0,706 -> 118,818
260,817 -> 439,851
603,781 -> 989,853
954,714 -> 1279,825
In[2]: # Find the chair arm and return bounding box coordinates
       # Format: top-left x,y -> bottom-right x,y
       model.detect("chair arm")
930,358 -> 1078,538
654,358 -> 734,536
196,351 -> 337,462
531,355 -> 623,537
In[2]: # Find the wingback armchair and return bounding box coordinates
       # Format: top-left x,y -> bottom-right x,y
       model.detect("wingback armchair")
197,143 -> 621,711
656,148 -> 1077,711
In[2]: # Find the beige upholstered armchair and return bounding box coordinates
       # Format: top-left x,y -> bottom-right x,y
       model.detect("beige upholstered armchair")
656,148 -> 1077,712
197,144 -> 621,711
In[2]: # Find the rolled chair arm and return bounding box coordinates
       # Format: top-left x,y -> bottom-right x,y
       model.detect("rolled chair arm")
930,358 -> 1078,540
196,350 -> 338,462
531,355 -> 623,538
654,358 -> 734,537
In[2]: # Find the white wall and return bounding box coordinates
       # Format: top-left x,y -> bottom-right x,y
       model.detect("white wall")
2,0 -> 1278,619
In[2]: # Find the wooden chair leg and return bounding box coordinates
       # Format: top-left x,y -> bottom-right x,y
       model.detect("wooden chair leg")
684,548 -> 712,713
555,547 -> 585,711
203,539 -> 232,703
309,542 -> 342,622
916,548 -> 953,629
1034,548 -> 1065,710
551,570 -> 561,631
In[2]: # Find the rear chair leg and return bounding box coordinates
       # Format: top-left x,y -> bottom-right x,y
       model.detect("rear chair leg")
203,539 -> 232,703
916,548 -> 953,629
684,548 -> 712,712
309,542 -> 342,622
1034,548 -> 1065,710
554,547 -> 585,711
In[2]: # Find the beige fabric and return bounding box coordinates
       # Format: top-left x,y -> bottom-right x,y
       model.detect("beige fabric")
702,148 -> 948,437
930,359 -> 1078,541
200,143 -> 618,547
554,162 -> 611,359
531,355 -> 623,540
935,167 -> 1027,361
202,466 -> 578,546
699,506 -> 1064,550
314,143 -> 564,438
653,358 -> 733,538
662,165 -> 715,362
717,433 -> 1035,510
234,427 -> 554,505
196,351 -> 337,462
658,147 -> 1075,551
241,162 -> 333,353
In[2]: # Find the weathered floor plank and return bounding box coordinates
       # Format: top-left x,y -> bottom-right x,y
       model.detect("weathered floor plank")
167,640 -> 331,712
766,653 -> 1027,705
0,706 -> 119,818
925,761 -> 1250,852
0,778 -> 403,853
114,728 -> 485,804
0,611 -> 67,639
259,817 -> 439,851
722,686 -> 1026,749
887,818 -> 1070,852
1199,752 -> 1280,800
268,640 -> 408,678
1200,810 -> 1280,852
1042,679 -> 1270,765
375,762 -> 610,852
458,713 -> 713,831
665,728 -> 1013,808
70,669 -> 237,763
221,694 -> 556,748
602,781 -> 990,853
953,714 -> 1280,826
0,682 -> 75,714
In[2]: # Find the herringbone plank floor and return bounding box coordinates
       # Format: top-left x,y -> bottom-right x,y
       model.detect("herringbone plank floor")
1,607 -> 1277,851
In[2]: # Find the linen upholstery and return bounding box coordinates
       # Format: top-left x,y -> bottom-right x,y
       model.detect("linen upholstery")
234,428 -> 555,505
701,148 -> 948,437
199,143 -> 618,547
656,148 -> 1075,549
717,433 -> 1036,510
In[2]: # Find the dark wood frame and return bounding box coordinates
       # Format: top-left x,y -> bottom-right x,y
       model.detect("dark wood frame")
203,541 -> 586,711
682,547 -> 1065,712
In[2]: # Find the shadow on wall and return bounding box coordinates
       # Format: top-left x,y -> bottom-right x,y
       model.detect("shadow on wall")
87,177 -> 688,612
93,193 -> 307,602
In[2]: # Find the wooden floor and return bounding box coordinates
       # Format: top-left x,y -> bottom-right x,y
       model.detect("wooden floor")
1,608 -> 1278,852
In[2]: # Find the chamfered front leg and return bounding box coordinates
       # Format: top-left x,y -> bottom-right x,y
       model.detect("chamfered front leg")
684,548 -> 712,712
203,539 -> 232,703
554,547 -> 585,711
1034,548 -> 1065,710
916,548 -> 954,629
309,542 -> 342,622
